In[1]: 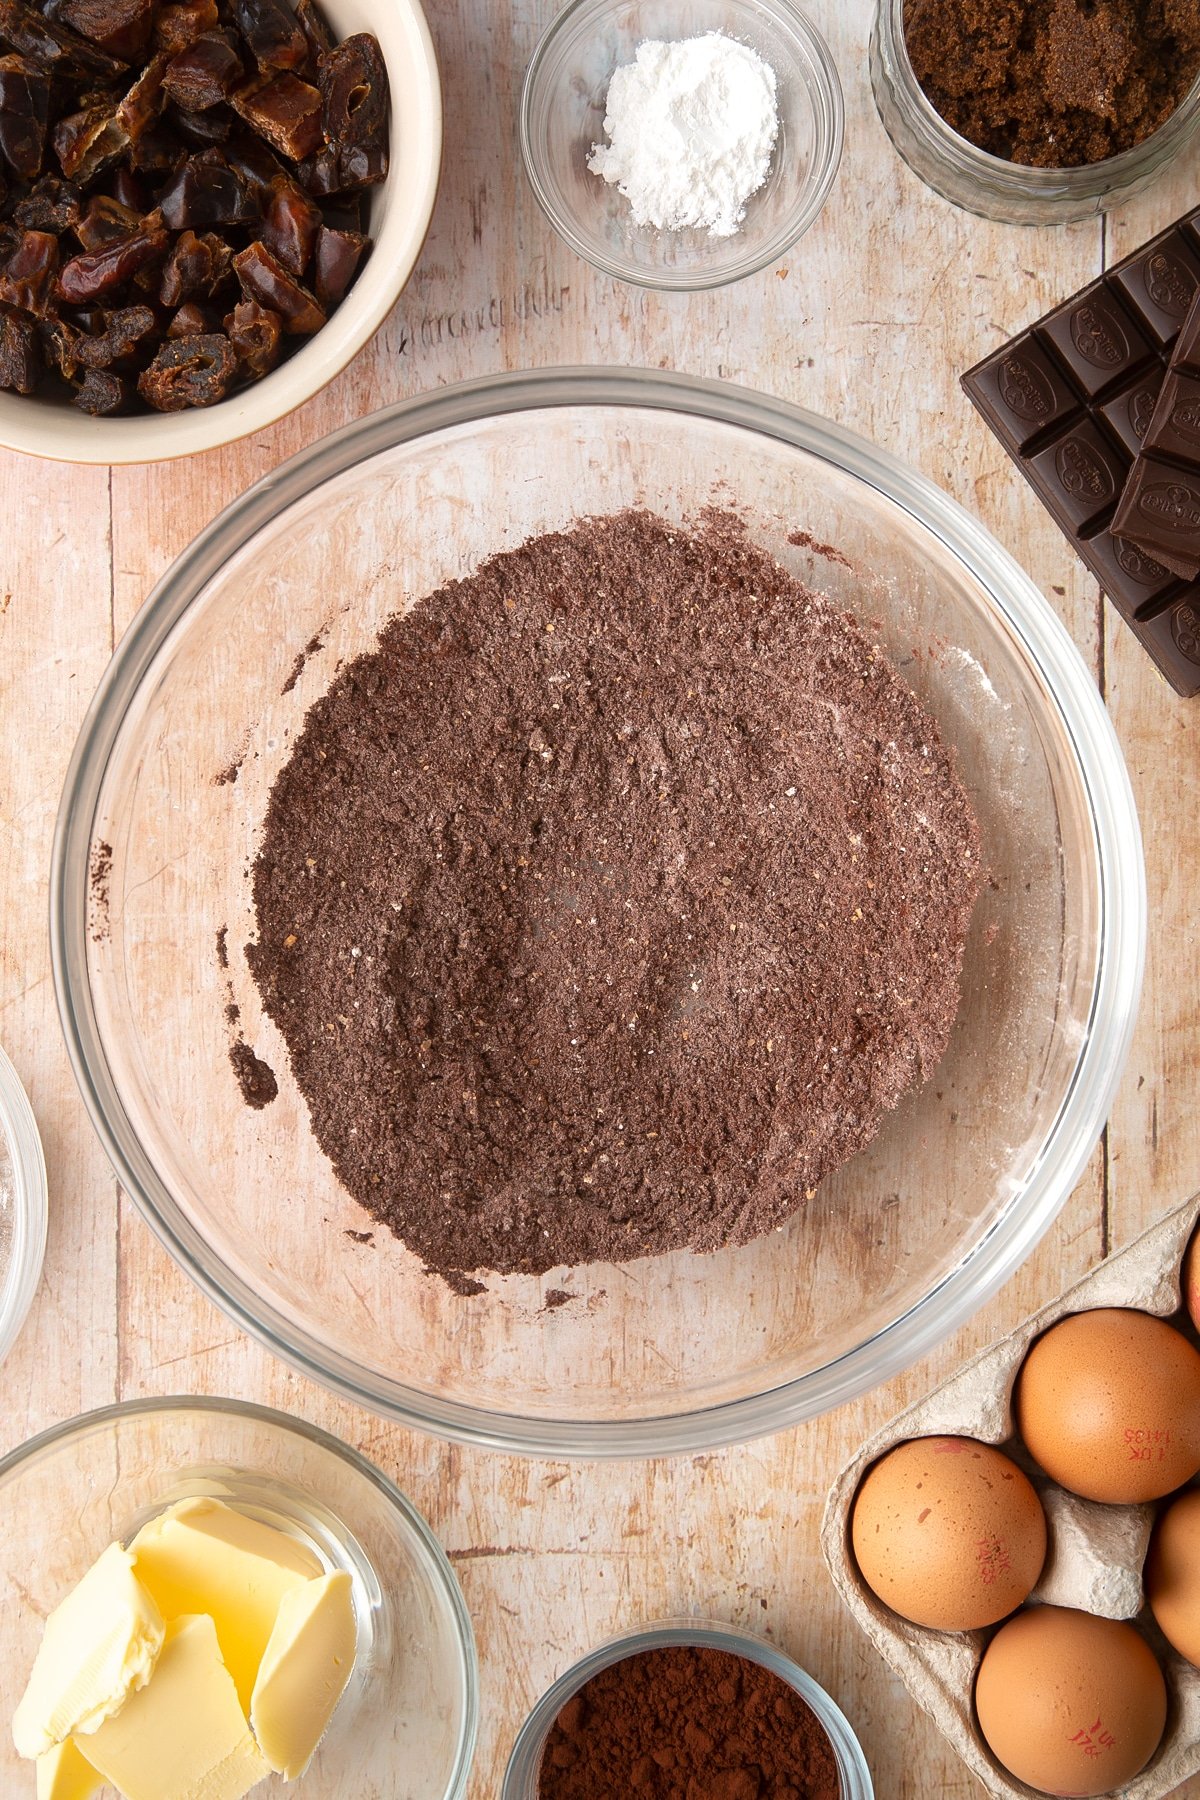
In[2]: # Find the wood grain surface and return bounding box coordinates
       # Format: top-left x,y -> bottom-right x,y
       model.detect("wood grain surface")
2,1 -> 1199,1794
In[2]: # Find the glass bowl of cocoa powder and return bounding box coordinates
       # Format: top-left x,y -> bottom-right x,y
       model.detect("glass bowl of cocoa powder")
51,367 -> 1144,1455
871,0 -> 1200,225
501,1619 -> 873,1798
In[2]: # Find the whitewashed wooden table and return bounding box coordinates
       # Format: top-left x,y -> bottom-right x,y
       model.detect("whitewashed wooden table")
3,2 -> 1200,1793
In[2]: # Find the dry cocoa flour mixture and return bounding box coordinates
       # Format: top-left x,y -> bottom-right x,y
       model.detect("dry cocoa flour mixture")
246,511 -> 981,1287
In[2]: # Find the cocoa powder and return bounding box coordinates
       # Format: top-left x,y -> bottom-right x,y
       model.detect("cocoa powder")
905,0 -> 1200,168
247,510 -> 980,1284
537,1646 -> 841,1799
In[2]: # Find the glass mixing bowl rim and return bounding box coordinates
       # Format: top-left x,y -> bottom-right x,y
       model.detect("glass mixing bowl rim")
0,1392 -> 480,1800
0,1040 -> 48,1371
501,1617 -> 873,1797
50,365 -> 1147,1458
518,0 -> 845,292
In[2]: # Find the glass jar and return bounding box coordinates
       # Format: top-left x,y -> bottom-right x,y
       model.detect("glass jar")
871,0 -> 1200,226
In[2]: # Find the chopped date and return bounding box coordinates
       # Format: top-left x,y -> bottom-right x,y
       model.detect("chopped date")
261,175 -> 319,274
312,222 -> 363,309
231,0 -> 306,73
0,298 -> 38,389
126,121 -> 181,171
166,297 -> 210,333
319,34 -> 388,187
225,294 -> 278,374
222,127 -> 285,196
0,54 -> 50,182
171,100 -> 235,144
53,100 -> 130,184
57,216 -> 166,300
158,224 -> 230,302
74,364 -> 128,411
11,172 -> 80,233
116,52 -> 170,144
300,132 -> 383,198
157,146 -> 257,226
0,224 -> 57,310
162,30 -> 242,111
40,310 -> 81,377
0,0 -> 129,80
136,326 -> 235,406
74,192 -> 140,251
231,70 -> 321,161
53,0 -> 155,61
293,0 -> 331,72
152,0 -> 219,55
75,300 -> 156,367
109,161 -> 146,208
233,237 -> 322,331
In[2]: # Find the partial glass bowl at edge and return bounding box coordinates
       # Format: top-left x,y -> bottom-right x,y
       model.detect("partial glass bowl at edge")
520,0 -> 844,289
51,368 -> 1146,1457
0,1041 -> 47,1369
0,1397 -> 477,1800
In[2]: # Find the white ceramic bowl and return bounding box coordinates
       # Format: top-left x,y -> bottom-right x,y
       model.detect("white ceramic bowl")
0,0 -> 441,465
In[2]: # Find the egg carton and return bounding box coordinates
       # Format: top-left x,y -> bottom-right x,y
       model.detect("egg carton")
821,1192 -> 1200,1799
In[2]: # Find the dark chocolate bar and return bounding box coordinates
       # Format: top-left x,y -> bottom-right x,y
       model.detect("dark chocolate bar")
1111,289 -> 1200,582
962,209 -> 1200,697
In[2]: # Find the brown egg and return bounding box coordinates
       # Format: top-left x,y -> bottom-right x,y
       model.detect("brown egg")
850,1436 -> 1047,1631
1184,1230 -> 1200,1336
975,1606 -> 1167,1797
1147,1486 -> 1200,1666
1015,1307 -> 1200,1503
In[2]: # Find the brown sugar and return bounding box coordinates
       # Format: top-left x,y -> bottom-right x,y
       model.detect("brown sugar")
247,510 -> 981,1286
904,0 -> 1200,168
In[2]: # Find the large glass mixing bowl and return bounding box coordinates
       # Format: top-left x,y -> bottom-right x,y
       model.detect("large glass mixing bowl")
52,370 -> 1145,1456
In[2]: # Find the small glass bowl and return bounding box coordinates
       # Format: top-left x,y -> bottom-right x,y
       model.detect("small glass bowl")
0,1397 -> 477,1800
502,1619 -> 873,1798
871,0 -> 1200,225
520,0 -> 843,289
0,1041 -> 47,1369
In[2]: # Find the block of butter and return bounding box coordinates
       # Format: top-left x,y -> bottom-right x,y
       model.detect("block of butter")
83,1614 -> 268,1800
131,1498 -> 321,1712
35,1739 -> 103,1800
251,1571 -> 356,1778
12,1543 -> 165,1759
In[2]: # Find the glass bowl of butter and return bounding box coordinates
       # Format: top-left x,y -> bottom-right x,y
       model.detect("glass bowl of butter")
0,1396 -> 477,1800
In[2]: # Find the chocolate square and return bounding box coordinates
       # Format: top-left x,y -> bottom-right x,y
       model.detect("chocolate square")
1029,419 -> 1126,533
1080,528 -> 1177,614
1114,459 -> 1200,579
1099,373 -> 1164,460
1112,235 -> 1200,347
1135,594 -> 1200,695
962,335 -> 1079,452
1038,288 -> 1155,399
1142,374 -> 1200,472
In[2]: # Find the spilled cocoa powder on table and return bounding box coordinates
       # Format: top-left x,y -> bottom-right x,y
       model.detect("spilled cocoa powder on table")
246,510 -> 981,1285
537,1646 -> 840,1800
905,0 -> 1200,168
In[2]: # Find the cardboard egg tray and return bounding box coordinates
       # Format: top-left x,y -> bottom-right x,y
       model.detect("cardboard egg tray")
821,1192 -> 1200,1799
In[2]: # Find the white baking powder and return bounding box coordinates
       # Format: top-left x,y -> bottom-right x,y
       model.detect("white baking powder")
587,32 -> 780,239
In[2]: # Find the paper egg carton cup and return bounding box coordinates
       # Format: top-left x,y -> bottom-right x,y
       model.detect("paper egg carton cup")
822,1192 -> 1200,1799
